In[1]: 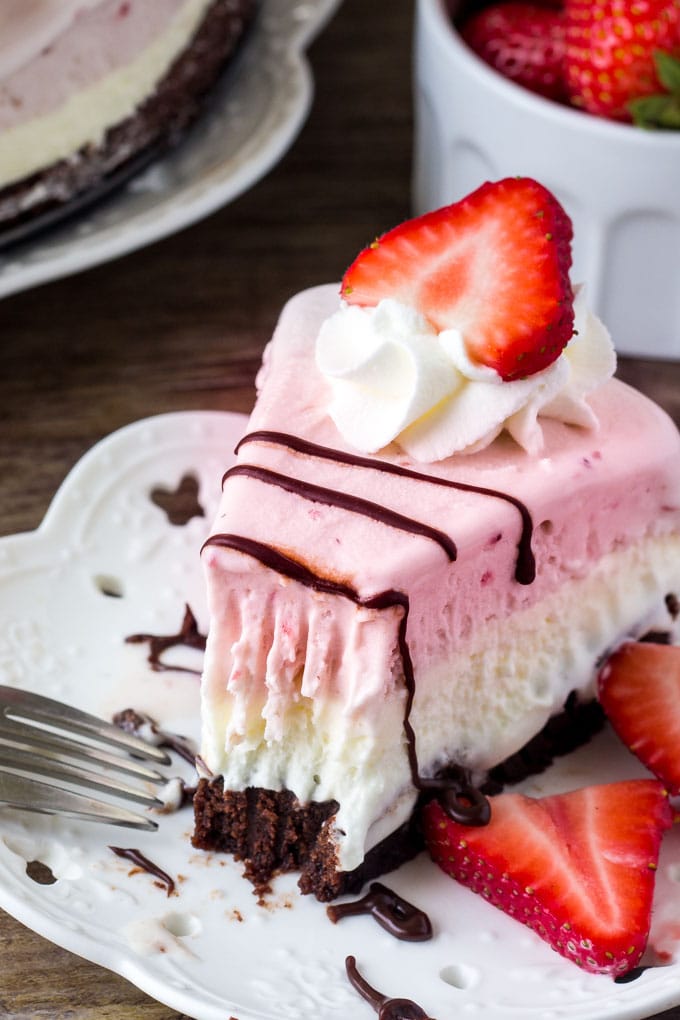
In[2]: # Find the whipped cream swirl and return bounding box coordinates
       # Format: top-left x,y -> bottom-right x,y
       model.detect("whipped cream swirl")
315,289 -> 616,461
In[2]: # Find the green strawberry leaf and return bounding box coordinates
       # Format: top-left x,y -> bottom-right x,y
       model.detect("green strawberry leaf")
630,93 -> 680,129
628,50 -> 680,130
654,50 -> 680,94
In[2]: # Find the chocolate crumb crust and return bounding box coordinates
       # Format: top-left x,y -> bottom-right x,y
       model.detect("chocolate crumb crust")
0,0 -> 258,244
192,692 -> 606,901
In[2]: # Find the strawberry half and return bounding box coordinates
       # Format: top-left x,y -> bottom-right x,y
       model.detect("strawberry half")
599,642 -> 680,793
423,780 -> 673,976
342,178 -> 574,381
461,2 -> 568,102
564,0 -> 680,122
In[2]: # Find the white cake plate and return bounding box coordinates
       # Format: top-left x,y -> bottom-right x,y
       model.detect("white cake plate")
0,0 -> 342,300
1,410 -> 680,1020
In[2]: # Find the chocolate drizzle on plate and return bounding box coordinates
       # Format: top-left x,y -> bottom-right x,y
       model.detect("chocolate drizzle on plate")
108,846 -> 176,896
418,769 -> 492,825
125,603 -> 206,674
327,882 -> 432,941
614,966 -> 648,984
345,956 -> 434,1019
204,429 -> 531,823
113,707 -> 197,766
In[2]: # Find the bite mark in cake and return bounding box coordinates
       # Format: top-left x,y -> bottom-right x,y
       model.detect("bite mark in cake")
192,178 -> 680,905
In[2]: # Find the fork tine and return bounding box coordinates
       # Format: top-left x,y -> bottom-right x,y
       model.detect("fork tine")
0,718 -> 166,784
0,686 -> 171,765
0,770 -> 158,831
0,748 -> 163,807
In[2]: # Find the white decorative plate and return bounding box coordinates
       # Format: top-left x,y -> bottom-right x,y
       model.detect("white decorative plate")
0,0 -> 341,301
2,411 -> 680,1020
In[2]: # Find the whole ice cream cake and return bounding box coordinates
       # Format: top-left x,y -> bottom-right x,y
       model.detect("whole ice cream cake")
0,0 -> 256,235
192,178 -> 680,901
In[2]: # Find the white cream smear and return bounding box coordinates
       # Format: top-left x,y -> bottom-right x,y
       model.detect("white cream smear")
316,287 -> 616,461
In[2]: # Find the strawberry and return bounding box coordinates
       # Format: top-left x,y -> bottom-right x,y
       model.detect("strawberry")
460,2 -> 568,102
342,178 -> 574,381
564,0 -> 680,123
423,780 -> 673,976
598,641 -> 680,792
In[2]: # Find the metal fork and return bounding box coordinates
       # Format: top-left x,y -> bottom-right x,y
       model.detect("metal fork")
0,686 -> 174,831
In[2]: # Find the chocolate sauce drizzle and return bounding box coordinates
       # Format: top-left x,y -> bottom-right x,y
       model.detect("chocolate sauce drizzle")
345,956 -> 434,1019
205,429 -> 538,823
235,430 -> 535,585
108,846 -> 176,896
614,966 -> 648,984
222,464 -> 457,561
125,603 -> 206,674
113,708 -> 197,766
327,882 -> 432,942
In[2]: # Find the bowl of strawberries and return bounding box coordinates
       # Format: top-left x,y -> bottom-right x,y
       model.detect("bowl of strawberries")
413,0 -> 680,358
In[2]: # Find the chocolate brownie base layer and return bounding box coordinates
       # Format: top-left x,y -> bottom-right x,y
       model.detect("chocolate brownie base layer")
0,0 -> 257,244
192,694 -> 606,902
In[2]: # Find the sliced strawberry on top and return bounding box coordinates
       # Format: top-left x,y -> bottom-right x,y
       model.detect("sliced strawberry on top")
423,780 -> 673,977
598,642 -> 680,793
342,177 -> 574,381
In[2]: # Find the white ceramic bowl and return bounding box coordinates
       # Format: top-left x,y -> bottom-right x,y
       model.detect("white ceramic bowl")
413,0 -> 680,358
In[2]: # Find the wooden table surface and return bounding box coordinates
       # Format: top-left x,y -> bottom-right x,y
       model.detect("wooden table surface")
2,1 -> 680,1017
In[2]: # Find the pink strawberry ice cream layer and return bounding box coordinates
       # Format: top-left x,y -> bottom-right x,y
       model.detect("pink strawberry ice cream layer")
0,0 -> 213,188
200,284 -> 680,873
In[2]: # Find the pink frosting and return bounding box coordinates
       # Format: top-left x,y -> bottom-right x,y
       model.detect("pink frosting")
0,0 -> 188,131
0,1 -> 107,78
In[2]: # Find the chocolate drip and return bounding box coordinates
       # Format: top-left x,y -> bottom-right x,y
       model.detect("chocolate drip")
125,603 -> 206,674
235,430 -> 535,584
113,708 -> 197,766
201,534 -> 490,823
203,533 -> 404,609
327,882 -> 432,941
222,464 -> 457,561
614,966 -> 648,984
418,769 -> 491,826
108,846 -> 176,896
345,956 -> 434,1019
178,783 -> 198,807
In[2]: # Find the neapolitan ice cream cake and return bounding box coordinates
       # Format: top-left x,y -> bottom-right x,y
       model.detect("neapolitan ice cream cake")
192,178 -> 680,904
0,0 -> 256,234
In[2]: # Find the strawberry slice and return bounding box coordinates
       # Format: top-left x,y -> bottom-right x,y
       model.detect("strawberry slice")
423,780 -> 673,976
341,177 -> 574,381
599,642 -> 680,793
